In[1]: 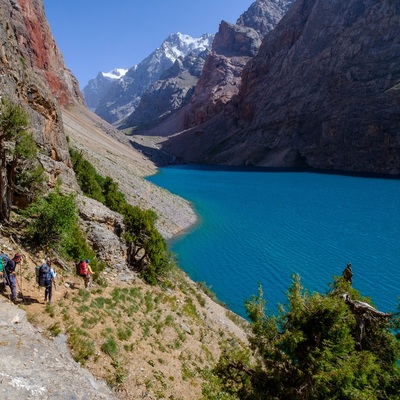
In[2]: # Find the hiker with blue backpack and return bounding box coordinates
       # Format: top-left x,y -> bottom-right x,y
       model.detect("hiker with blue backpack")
38,259 -> 56,303
4,254 -> 23,303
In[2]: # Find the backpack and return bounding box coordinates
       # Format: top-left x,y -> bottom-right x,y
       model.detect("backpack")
38,263 -> 52,287
0,253 -> 10,273
77,260 -> 88,276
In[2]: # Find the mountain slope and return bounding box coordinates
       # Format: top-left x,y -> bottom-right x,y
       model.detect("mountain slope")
88,33 -> 213,124
136,0 -> 294,138
163,0 -> 400,174
83,68 -> 127,110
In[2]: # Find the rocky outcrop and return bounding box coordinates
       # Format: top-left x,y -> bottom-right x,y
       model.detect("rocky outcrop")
163,0 -> 400,175
0,0 -> 82,188
77,195 -> 127,269
182,0 -> 294,129
236,0 -> 295,36
119,50 -> 210,131
0,297 -> 115,399
183,21 -> 261,128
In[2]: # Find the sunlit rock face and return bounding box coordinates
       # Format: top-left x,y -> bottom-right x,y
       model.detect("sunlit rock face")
164,0 -> 400,174
0,0 -> 83,184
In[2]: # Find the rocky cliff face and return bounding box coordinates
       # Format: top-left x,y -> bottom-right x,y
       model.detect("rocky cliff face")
182,21 -> 261,128
9,0 -> 83,107
182,0 -> 294,129
236,0 -> 295,36
0,0 -> 83,188
164,0 -> 400,174
119,50 -> 210,131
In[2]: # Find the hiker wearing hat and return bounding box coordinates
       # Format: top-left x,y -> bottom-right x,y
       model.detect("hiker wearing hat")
4,254 -> 22,303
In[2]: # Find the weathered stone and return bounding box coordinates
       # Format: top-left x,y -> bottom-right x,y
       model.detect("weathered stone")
0,0 -> 81,188
0,298 -> 115,400
77,196 -> 127,268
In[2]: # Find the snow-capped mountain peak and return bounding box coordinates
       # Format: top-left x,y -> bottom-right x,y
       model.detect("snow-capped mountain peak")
160,32 -> 213,61
102,68 -> 128,80
84,31 -> 214,124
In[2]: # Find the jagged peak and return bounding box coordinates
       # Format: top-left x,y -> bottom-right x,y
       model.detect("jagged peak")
101,68 -> 129,80
158,32 -> 214,61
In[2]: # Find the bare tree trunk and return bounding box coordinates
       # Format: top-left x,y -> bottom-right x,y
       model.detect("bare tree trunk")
0,141 -> 10,221
341,293 -> 391,349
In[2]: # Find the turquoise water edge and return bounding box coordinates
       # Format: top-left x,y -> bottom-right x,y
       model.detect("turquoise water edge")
147,166 -> 400,318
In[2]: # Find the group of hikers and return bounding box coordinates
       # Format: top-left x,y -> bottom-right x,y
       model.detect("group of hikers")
0,253 -> 93,304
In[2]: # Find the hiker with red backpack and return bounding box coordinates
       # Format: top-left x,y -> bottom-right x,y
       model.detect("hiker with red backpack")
77,259 -> 93,289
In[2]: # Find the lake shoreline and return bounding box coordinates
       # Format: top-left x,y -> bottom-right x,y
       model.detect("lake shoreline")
147,165 -> 400,317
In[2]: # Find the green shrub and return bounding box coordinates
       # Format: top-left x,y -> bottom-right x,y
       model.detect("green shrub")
0,97 -> 45,220
103,177 -> 126,213
69,148 -> 173,284
69,148 -> 104,203
23,187 -> 77,248
117,326 -> 132,341
67,326 -> 95,365
48,321 -> 62,336
101,337 -> 119,357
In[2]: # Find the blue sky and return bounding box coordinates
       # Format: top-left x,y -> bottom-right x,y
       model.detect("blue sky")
42,1 -> 254,88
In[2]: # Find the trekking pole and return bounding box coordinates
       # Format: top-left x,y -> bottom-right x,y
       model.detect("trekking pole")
18,257 -> 27,305
15,274 -> 27,305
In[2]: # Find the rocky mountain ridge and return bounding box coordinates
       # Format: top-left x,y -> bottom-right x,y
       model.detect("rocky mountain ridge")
87,33 -> 214,125
119,49 -> 210,132
83,68 -> 128,111
158,0 -> 400,174
100,0 -> 294,135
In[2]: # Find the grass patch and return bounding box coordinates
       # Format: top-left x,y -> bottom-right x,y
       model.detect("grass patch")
67,326 -> 95,365
101,337 -> 119,358
48,321 -> 62,336
117,326 -> 133,341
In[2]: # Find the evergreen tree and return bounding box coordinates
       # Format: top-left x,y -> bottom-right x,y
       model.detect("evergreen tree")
213,276 -> 400,399
123,204 -> 170,284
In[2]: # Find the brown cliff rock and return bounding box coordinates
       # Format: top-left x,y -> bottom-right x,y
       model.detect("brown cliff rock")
182,0 -> 294,130
165,0 -> 400,175
0,0 -> 82,186
183,21 -> 258,127
14,0 -> 83,106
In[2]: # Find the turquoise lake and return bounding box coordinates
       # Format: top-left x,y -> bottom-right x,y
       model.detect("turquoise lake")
147,166 -> 400,318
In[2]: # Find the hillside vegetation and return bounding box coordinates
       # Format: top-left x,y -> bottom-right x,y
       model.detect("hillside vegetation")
1,100 -> 399,400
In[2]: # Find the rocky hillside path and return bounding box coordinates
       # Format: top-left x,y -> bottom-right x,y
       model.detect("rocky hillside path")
0,297 -> 116,400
